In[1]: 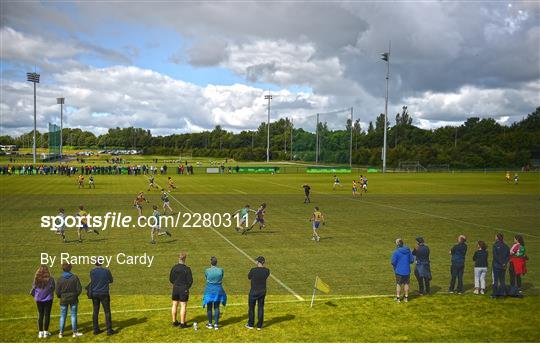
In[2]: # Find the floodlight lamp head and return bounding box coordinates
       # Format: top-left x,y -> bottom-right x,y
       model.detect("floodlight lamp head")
26,72 -> 40,83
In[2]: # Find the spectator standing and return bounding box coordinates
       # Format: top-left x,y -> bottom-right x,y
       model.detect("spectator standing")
391,238 -> 414,302
55,263 -> 83,338
169,253 -> 193,328
246,256 -> 270,330
412,237 -> 431,295
31,265 -> 55,338
472,241 -> 488,295
449,235 -> 467,294
90,261 -> 116,335
509,234 -> 527,296
202,257 -> 227,330
492,233 -> 510,298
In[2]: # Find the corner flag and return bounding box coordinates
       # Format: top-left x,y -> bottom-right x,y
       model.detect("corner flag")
310,276 -> 330,307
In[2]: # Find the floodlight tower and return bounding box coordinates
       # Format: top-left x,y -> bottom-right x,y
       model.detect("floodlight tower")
57,97 -> 65,160
27,72 -> 40,164
380,41 -> 391,173
264,93 -> 272,163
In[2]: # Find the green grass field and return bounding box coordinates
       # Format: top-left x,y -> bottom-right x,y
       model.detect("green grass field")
1,171 -> 539,342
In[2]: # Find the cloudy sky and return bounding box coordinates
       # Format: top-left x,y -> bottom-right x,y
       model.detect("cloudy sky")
1,1 -> 539,137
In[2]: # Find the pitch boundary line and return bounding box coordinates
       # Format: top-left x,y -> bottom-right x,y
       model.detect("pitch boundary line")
0,294 -> 393,322
153,180 -> 304,301
232,189 -> 247,194
249,178 -> 540,239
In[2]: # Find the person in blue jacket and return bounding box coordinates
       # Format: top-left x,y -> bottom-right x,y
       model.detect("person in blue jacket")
391,238 -> 414,303
449,235 -> 467,294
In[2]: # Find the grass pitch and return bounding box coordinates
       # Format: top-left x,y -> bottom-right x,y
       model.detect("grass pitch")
0,171 -> 539,342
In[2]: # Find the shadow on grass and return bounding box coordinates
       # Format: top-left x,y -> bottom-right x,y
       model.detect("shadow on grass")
264,314 -> 295,328
324,301 -> 338,307
77,317 -> 148,333
522,282 -> 534,291
161,239 -> 178,244
428,285 -> 442,294
87,238 -> 107,243
219,315 -> 247,327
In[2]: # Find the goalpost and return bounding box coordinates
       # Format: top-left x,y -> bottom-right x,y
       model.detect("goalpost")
48,122 -> 61,161
398,160 -> 427,172
292,107 -> 353,166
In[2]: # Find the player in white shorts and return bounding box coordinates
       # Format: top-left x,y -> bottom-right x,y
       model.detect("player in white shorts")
150,205 -> 171,244
161,189 -> 174,214
333,175 -> 342,190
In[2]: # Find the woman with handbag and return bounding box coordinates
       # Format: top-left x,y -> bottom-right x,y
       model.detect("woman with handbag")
31,265 -> 55,338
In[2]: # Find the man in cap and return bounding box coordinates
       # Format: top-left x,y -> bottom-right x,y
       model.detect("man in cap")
412,237 -> 432,295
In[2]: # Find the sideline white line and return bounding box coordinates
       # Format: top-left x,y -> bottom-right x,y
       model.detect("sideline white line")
247,177 -> 540,239
233,189 -> 247,194
0,294 -> 393,322
154,180 -> 304,301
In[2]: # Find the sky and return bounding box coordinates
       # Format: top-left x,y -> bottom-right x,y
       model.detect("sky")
1,1 -> 539,137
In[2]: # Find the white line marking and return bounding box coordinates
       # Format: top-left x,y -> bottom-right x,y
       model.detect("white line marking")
233,189 -> 247,194
154,180 -> 304,301
0,294 -> 394,322
247,177 -> 540,239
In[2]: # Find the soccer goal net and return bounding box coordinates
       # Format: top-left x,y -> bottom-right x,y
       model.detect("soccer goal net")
427,164 -> 450,172
48,122 -> 61,161
398,160 -> 427,172
291,108 -> 353,166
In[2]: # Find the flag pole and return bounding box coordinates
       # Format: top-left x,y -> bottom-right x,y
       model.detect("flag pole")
310,276 -> 318,307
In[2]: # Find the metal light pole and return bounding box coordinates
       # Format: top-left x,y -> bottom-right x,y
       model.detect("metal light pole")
349,107 -> 354,167
315,113 -> 319,164
27,72 -> 40,164
290,118 -> 293,161
381,41 -> 391,173
264,94 -> 272,163
57,97 -> 64,160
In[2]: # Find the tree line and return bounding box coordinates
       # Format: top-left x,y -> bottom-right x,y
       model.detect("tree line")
1,107 -> 539,168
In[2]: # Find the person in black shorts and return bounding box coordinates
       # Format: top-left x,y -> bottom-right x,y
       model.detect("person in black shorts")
302,184 -> 311,204
246,256 -> 270,330
169,253 -> 193,328
391,238 -> 414,303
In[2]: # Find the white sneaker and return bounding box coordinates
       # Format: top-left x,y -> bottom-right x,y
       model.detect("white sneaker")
473,289 -> 479,294
214,325 -> 219,330
480,289 -> 485,295
72,332 -> 83,338
44,332 -> 51,338
38,331 -> 43,338
206,323 -> 213,329
58,333 -> 63,339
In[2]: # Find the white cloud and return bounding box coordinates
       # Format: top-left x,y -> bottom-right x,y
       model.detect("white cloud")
1,65 -> 332,137
223,40 -> 343,88
404,81 -> 540,125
